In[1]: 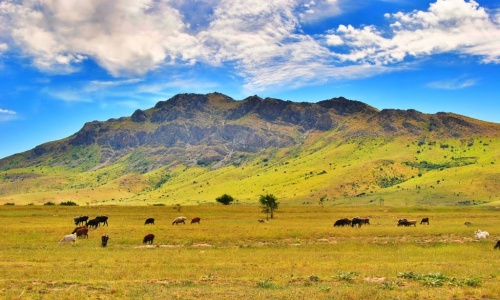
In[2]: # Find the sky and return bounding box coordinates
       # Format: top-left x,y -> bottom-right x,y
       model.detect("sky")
0,0 -> 499,159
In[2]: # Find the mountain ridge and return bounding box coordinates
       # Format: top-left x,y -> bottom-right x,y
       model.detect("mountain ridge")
0,92 -> 498,206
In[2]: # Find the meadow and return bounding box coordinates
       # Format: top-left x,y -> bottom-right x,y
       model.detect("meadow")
0,205 -> 498,299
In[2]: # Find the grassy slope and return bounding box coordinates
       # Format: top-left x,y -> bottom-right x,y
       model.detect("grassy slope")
2,134 -> 497,206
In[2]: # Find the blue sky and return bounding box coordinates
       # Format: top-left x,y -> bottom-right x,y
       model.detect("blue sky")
0,0 -> 499,159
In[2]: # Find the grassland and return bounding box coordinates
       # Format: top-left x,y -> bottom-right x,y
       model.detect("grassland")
0,205 -> 498,299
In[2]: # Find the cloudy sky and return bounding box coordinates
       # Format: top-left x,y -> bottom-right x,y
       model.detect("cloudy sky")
0,0 -> 499,159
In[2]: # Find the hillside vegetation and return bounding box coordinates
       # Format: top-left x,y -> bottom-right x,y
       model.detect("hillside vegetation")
0,93 -> 498,206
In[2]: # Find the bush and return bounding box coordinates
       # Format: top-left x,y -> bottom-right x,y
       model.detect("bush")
60,201 -> 78,206
43,201 -> 56,206
216,194 -> 234,205
3,202 -> 15,206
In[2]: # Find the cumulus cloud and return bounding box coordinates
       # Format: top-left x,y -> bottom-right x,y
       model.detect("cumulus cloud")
327,0 -> 500,65
0,0 -> 499,90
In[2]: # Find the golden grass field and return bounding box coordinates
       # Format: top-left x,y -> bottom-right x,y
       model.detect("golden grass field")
0,205 -> 498,299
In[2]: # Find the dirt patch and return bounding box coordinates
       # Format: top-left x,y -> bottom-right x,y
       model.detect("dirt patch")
364,277 -> 386,283
192,243 -> 212,247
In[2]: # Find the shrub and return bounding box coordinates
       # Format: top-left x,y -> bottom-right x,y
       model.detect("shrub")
60,201 -> 78,206
3,202 -> 15,206
216,194 -> 234,205
43,201 -> 56,206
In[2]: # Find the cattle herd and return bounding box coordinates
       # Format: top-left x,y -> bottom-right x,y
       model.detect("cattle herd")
59,214 -> 498,249
59,215 -> 201,247
333,216 -> 498,249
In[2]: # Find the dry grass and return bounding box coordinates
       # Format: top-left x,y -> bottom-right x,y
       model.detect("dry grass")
0,205 -> 498,299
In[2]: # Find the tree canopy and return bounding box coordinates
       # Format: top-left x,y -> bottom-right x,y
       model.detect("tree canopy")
216,194 -> 234,205
259,194 -> 279,219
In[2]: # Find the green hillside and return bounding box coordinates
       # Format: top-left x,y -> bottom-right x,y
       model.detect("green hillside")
1,135 -> 498,206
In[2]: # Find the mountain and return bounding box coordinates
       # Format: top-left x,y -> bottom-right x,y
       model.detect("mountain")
0,92 -> 499,206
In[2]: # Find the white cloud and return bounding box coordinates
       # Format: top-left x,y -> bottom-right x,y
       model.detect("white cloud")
0,0 -> 498,90
0,108 -> 16,114
0,0 -> 202,76
0,108 -> 17,122
330,0 -> 500,65
427,76 -> 477,90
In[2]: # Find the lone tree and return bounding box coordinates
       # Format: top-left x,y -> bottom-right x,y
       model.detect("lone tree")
259,194 -> 279,220
216,194 -> 234,205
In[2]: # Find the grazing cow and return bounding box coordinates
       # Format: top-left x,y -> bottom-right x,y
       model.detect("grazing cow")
191,217 -> 201,224
87,219 -> 99,229
74,216 -> 89,226
420,217 -> 430,225
258,219 -> 268,223
101,234 -> 109,247
464,222 -> 472,226
96,215 -> 108,226
58,233 -> 77,245
494,240 -> 500,250
351,217 -> 363,228
76,227 -> 88,239
333,218 -> 351,227
144,218 -> 155,225
143,234 -> 155,244
71,226 -> 87,234
172,216 -> 187,225
360,218 -> 370,225
474,230 -> 489,239
397,219 -> 416,227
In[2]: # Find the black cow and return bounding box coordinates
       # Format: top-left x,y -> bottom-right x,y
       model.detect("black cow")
333,218 -> 351,227
74,216 -> 89,226
351,217 -> 363,228
101,234 -> 109,247
494,240 -> 500,250
420,217 -> 430,225
143,234 -> 155,245
87,219 -> 99,229
144,218 -> 155,225
96,215 -> 108,226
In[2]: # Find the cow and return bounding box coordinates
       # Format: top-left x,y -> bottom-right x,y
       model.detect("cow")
74,216 -> 89,226
76,227 -> 88,239
360,218 -> 370,225
87,219 -> 99,229
474,230 -> 489,239
58,233 -> 77,245
71,226 -> 87,234
333,218 -> 351,227
143,234 -> 155,244
464,222 -> 472,226
191,217 -> 201,224
397,219 -> 416,227
494,240 -> 500,250
101,234 -> 109,247
144,218 -> 155,225
172,216 -> 186,225
420,217 -> 430,225
258,219 -> 268,223
351,217 -> 365,228
96,215 -> 108,226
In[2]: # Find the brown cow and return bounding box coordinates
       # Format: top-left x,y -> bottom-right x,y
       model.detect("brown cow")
494,240 -> 500,250
76,227 -> 88,239
191,217 -> 201,224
